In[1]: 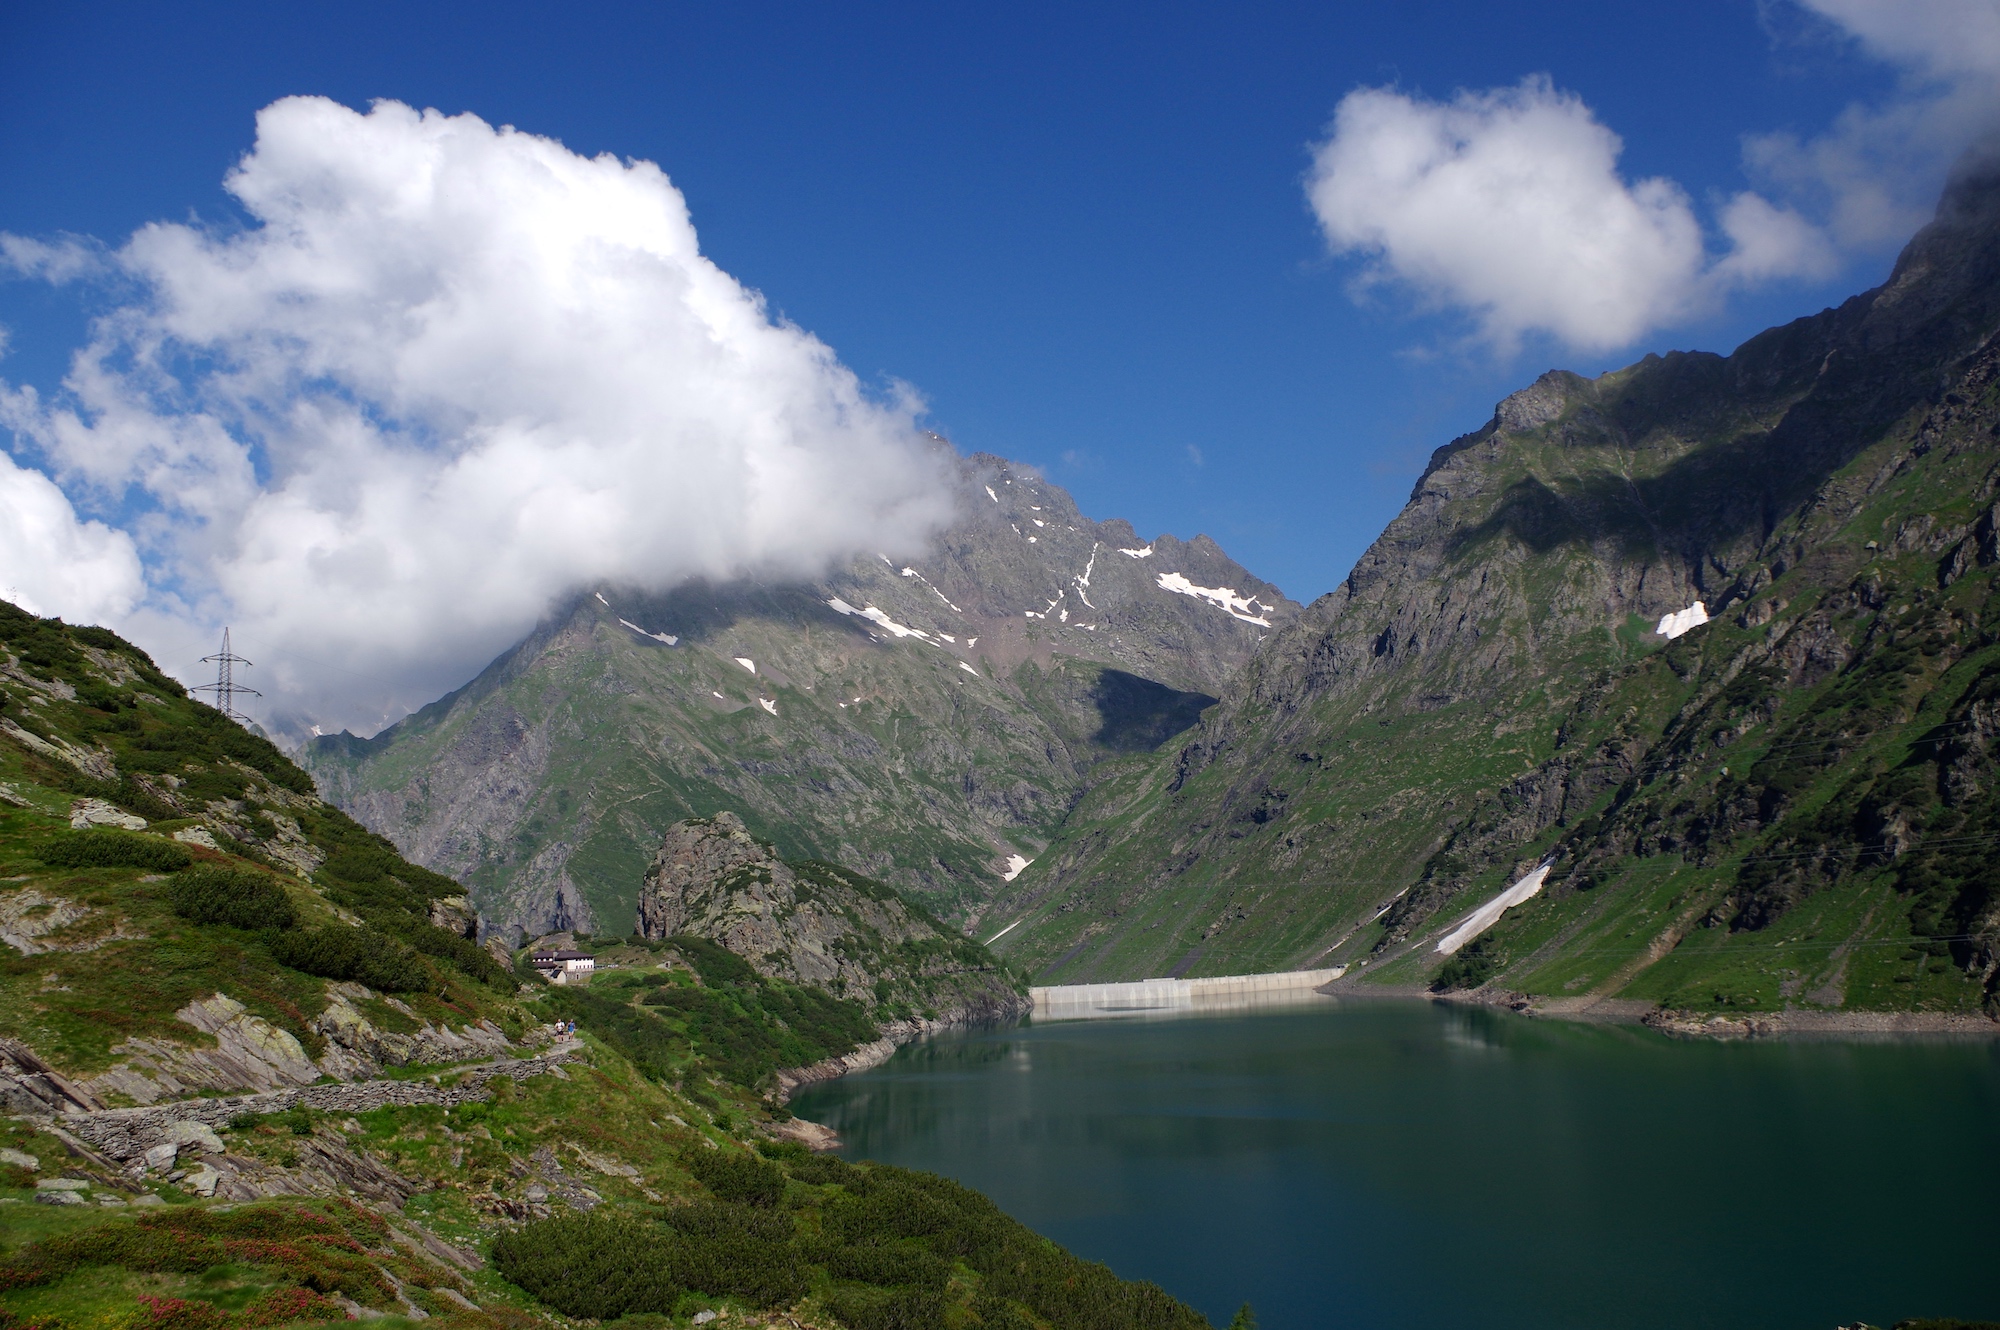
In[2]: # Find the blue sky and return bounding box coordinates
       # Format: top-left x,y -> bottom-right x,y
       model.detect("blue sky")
0,0 -> 1986,728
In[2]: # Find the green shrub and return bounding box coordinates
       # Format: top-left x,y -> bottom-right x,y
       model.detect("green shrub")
269,926 -> 431,992
637,951 -> 876,1088
0,1203 -> 377,1298
657,1202 -> 808,1308
543,987 -> 691,1082
1431,936 -> 1500,992
818,1242 -> 952,1290
785,1152 -> 861,1188
491,1216 -> 685,1319
38,829 -> 191,872
682,1149 -> 786,1208
405,921 -> 511,988
755,1139 -> 811,1163
169,867 -> 297,931
820,1286 -> 947,1330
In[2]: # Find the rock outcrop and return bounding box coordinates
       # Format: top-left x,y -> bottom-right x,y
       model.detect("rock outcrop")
637,813 -> 1027,1026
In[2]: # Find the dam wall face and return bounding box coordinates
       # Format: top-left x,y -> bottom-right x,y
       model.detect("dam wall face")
1030,967 -> 1346,1020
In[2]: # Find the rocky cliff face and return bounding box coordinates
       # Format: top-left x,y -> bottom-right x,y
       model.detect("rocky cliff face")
988,156 -> 2000,1019
636,813 -> 1026,1027
304,452 -> 1295,938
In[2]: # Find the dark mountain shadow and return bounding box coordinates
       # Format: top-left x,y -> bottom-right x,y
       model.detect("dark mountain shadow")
1444,301 -> 1981,570
1091,668 -> 1217,753
607,579 -> 861,646
1444,157 -> 2000,573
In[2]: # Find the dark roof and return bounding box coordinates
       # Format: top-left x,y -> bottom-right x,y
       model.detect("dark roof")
530,950 -> 594,961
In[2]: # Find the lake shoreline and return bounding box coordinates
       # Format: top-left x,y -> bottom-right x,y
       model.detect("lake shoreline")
1319,977 -> 2000,1039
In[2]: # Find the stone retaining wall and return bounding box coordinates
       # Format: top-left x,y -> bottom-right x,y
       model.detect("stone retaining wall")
44,1050 -> 580,1162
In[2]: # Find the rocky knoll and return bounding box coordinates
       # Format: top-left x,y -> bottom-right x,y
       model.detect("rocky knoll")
637,812 -> 1027,1027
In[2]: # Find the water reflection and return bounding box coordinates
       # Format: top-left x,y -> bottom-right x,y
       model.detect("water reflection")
796,997 -> 2000,1330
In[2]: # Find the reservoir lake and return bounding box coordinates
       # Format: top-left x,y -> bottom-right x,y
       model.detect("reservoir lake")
792,995 -> 2000,1330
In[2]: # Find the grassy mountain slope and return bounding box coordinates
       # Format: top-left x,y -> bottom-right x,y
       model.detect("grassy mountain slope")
0,607 -> 1209,1330
986,159 -> 2000,1021
302,452 -> 1293,938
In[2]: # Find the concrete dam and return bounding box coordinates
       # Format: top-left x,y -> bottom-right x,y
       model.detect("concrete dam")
1030,967 -> 1347,1020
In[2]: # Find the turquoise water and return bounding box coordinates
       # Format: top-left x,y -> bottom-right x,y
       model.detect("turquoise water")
792,996 -> 2000,1330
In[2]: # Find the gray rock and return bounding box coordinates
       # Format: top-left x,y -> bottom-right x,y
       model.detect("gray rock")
33,1189 -> 85,1205
637,813 -> 1027,1029
165,1120 -> 225,1154
0,1147 -> 39,1170
35,1177 -> 89,1191
70,797 -> 146,831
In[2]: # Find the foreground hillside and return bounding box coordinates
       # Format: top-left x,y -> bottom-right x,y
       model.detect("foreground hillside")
0,604 -> 1208,1330
988,159 -> 2000,1023
304,451 -> 1294,938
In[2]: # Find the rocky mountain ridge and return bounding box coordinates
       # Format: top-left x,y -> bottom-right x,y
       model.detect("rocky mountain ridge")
303,451 -> 1295,939
984,155 -> 2000,1021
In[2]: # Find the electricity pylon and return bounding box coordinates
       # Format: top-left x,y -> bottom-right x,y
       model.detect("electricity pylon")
192,627 -> 260,724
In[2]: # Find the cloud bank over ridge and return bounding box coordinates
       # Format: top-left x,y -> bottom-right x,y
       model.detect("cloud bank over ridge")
1305,0 -> 2000,355
0,96 -> 954,735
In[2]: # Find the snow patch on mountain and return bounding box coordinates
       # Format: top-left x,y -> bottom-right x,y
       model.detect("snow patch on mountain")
1436,862 -> 1552,955
734,657 -> 757,673
1119,546 -> 1153,558
1073,543 -> 1099,609
1656,602 -> 1709,639
619,619 -> 678,645
901,567 -> 963,613
827,597 -> 939,644
1154,573 -> 1273,626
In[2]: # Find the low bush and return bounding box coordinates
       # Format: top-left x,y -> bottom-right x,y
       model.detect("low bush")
820,1286 -> 947,1330
0,1203 -> 384,1303
637,947 -> 876,1088
169,867 -> 297,931
542,987 -> 690,1082
1431,936 -> 1500,993
806,1163 -> 1207,1330
491,1216 -> 685,1319
495,1206 -> 807,1317
38,829 -> 191,872
269,926 -> 431,992
404,921 -> 512,988
657,1203 -> 808,1309
682,1149 -> 786,1208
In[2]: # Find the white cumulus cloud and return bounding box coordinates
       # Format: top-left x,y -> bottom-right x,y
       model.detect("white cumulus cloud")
1305,78 -> 1832,354
0,447 -> 144,623
0,96 -> 955,734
